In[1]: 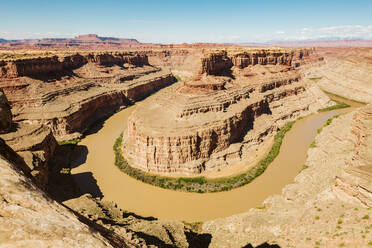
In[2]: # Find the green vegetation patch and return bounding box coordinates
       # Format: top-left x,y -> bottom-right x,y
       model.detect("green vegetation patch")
309,140 -> 317,148
317,114 -> 340,134
308,77 -> 323,82
318,100 -> 350,112
322,90 -> 368,105
58,138 -> 81,145
174,75 -> 182,82
113,121 -> 296,193
299,164 -> 309,173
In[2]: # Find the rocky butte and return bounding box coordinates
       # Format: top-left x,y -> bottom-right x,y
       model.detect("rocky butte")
123,48 -> 331,175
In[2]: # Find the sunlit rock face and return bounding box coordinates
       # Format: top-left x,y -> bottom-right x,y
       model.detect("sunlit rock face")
124,48 -> 331,175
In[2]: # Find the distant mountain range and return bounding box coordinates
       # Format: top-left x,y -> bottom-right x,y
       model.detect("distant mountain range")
238,39 -> 372,47
0,34 -> 371,48
0,34 -> 140,48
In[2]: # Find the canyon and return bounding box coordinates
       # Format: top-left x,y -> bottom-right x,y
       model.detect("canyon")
0,45 -> 371,248
0,51 -> 175,189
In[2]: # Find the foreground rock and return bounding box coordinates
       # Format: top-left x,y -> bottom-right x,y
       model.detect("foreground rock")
0,88 -> 57,188
64,194 -> 212,248
203,104 -> 372,248
0,123 -> 57,189
0,140 -> 136,248
124,48 -> 330,175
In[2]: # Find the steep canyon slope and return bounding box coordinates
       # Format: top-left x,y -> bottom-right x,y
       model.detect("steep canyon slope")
203,48 -> 372,248
0,51 -> 176,188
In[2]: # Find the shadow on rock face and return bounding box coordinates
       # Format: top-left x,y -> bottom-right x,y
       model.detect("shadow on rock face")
83,119 -> 106,136
70,145 -> 88,169
185,231 -> 212,248
72,171 -> 103,198
122,211 -> 157,221
28,70 -> 77,82
242,243 -> 281,248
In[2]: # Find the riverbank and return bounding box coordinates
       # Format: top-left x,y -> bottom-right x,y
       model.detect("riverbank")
203,103 -> 371,248
70,95 -> 358,221
113,121 -> 295,193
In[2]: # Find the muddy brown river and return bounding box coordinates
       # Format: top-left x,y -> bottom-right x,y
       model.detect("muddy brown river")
71,95 -> 362,222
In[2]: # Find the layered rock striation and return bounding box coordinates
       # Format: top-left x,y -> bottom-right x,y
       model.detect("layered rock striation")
304,47 -> 372,103
0,52 -> 148,79
123,48 -> 331,175
0,52 -> 175,140
0,123 -> 57,189
203,104 -> 372,248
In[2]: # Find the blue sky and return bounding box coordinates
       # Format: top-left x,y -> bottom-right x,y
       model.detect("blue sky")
1,0 -> 371,43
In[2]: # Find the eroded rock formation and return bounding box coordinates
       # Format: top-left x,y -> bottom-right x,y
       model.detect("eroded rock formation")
0,141 -> 118,247
0,52 -> 175,141
203,103 -> 372,248
123,48 -> 331,175
304,47 -> 372,103
0,123 -> 57,189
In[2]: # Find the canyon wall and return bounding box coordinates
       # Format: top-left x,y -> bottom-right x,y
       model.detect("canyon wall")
203,104 -> 372,248
197,48 -> 321,74
0,52 -> 149,79
303,47 -> 372,103
0,51 -> 176,192
0,52 -> 175,141
199,51 -> 233,75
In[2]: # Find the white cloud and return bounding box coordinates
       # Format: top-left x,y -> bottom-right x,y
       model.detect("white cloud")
276,30 -> 285,35
296,25 -> 372,40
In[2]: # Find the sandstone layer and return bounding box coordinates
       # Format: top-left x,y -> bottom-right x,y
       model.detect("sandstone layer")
0,123 -> 57,189
123,48 -> 330,175
304,47 -> 372,103
0,51 -> 176,141
203,104 -> 372,248
0,51 -> 176,190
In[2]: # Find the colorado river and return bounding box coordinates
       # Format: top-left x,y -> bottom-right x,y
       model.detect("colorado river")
71,95 -> 363,222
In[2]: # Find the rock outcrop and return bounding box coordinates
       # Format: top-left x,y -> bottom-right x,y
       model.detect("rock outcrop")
0,52 -> 175,140
334,104 -> 372,207
123,48 -> 332,175
303,47 -> 372,103
0,88 -> 12,133
64,194 -> 210,248
0,52 -> 148,79
0,141 -> 122,248
199,51 -> 233,75
203,104 -> 372,248
0,123 -> 57,189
